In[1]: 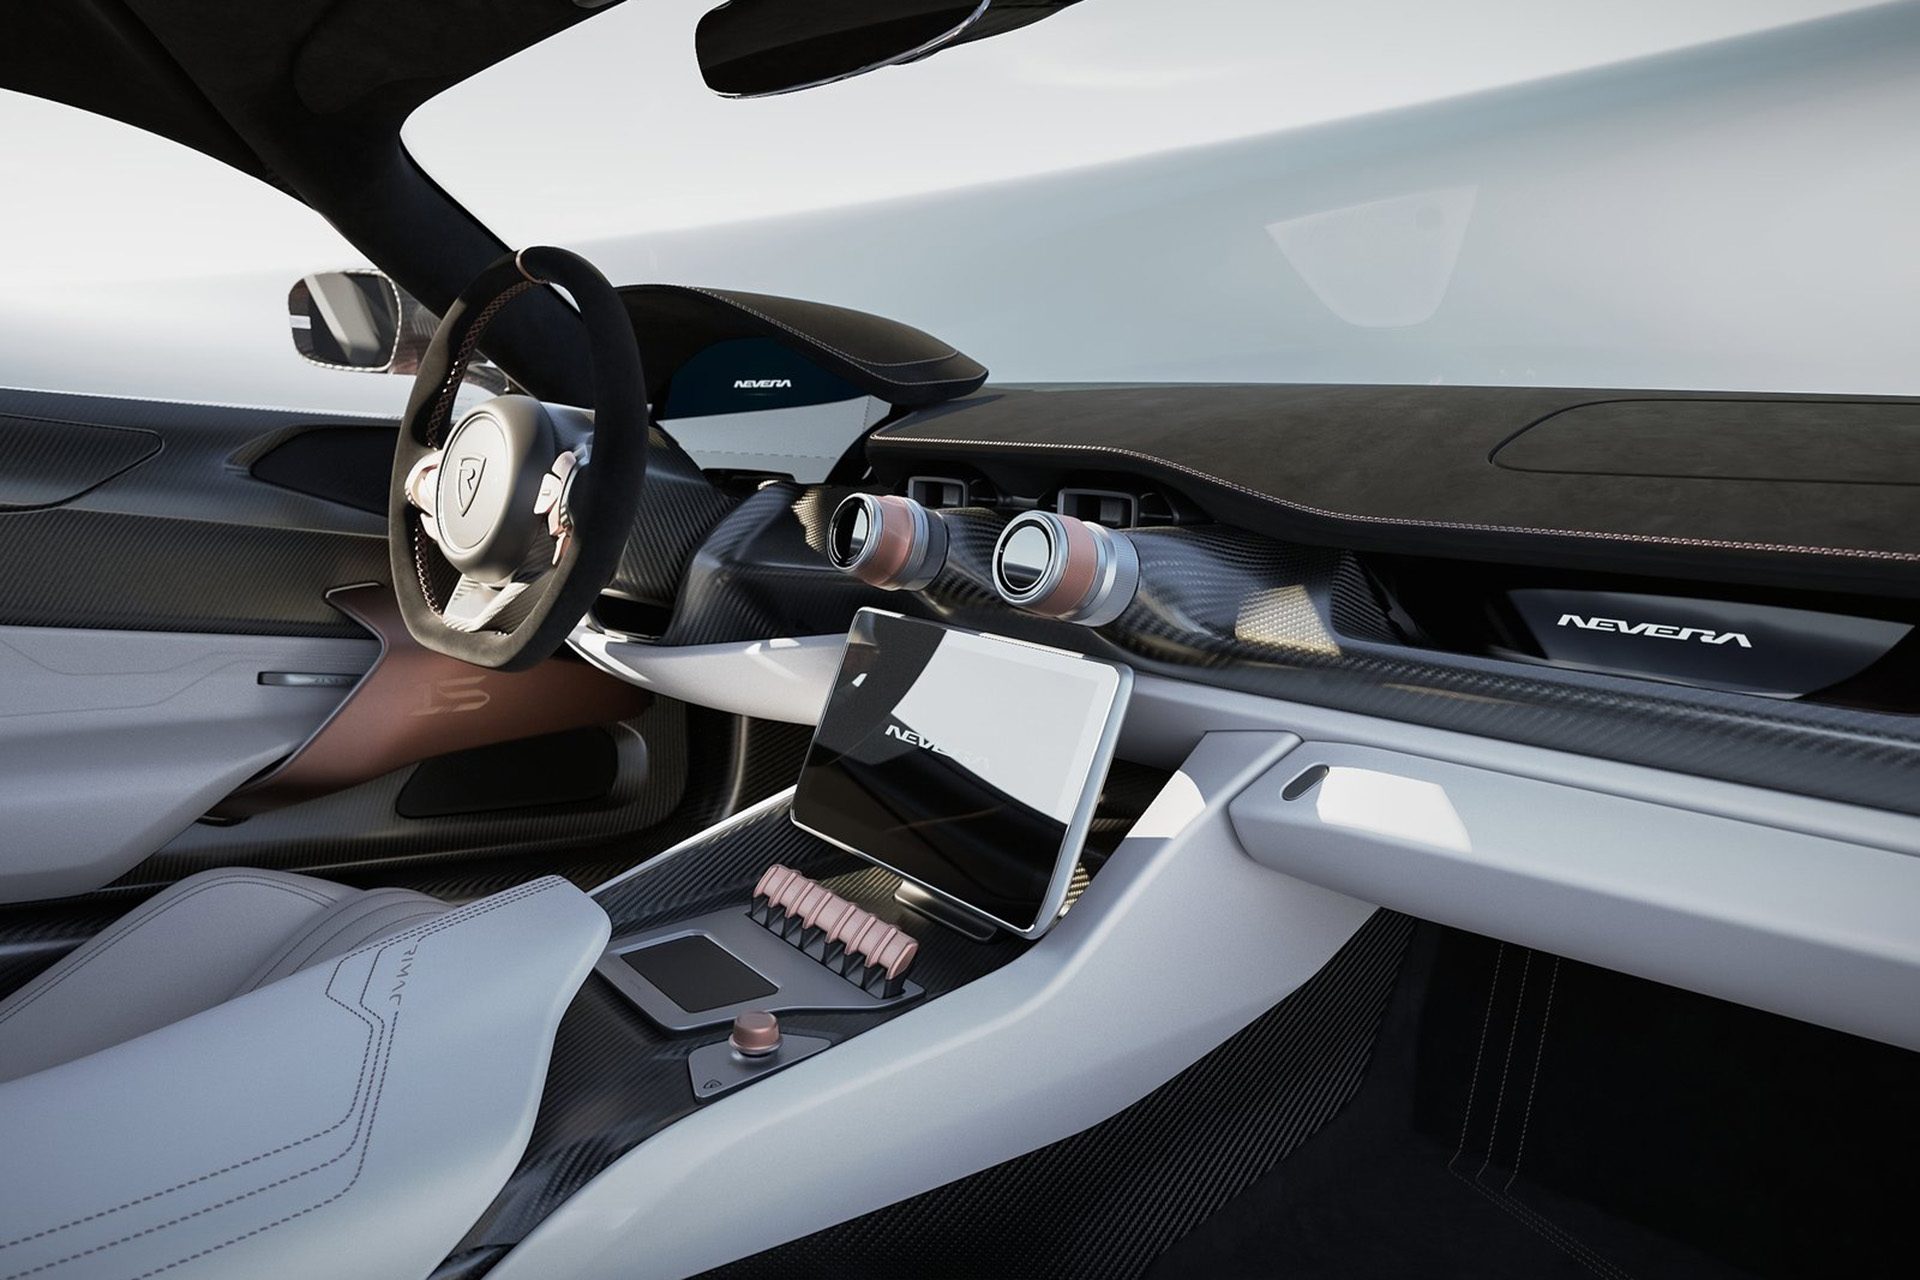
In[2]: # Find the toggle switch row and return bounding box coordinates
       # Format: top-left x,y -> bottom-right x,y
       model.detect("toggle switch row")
750,864 -> 918,997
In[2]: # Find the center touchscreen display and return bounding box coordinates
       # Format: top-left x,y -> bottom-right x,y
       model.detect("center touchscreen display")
792,610 -> 1131,938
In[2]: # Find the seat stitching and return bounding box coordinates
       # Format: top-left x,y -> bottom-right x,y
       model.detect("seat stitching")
121,883 -> 562,1277
238,896 -> 376,996
1475,948 -> 1532,1179
1505,955 -> 1561,1190
125,1000 -> 396,1280
0,978 -> 380,1255
0,876 -> 337,1029
3,985 -> 395,1280
267,905 -> 446,987
1451,942 -> 1505,1166
247,894 -> 442,991
0,880 -> 556,1252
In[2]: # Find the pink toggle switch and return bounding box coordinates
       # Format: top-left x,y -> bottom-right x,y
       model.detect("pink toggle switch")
745,864 -> 920,986
755,865 -> 798,903
873,930 -> 919,980
794,883 -> 834,926
829,907 -> 878,953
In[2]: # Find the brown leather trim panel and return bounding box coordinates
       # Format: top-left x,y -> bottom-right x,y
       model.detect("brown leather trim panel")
212,582 -> 650,818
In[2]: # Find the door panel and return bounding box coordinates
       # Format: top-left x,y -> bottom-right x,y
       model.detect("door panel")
0,386 -> 390,637
0,385 -> 397,899
0,385 -> 680,905
0,624 -> 375,901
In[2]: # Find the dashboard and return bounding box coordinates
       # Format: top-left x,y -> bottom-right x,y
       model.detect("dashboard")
568,293 -> 1920,821
578,432 -> 1920,822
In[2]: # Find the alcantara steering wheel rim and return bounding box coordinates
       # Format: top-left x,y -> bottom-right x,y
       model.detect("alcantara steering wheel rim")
386,246 -> 648,671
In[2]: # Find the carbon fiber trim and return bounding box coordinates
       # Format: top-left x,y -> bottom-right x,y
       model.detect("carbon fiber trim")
603,428 -> 742,610
645,485 -> 1920,817
0,901 -> 128,1005
703,909 -> 1413,1280
445,794 -> 1028,1267
652,483 -> 899,646
0,507 -> 389,636
0,413 -> 160,510
0,388 -> 391,637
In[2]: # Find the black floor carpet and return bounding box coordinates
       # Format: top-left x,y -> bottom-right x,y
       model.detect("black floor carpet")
1153,926 -> 1917,1280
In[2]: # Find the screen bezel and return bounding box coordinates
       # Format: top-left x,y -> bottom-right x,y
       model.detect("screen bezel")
791,609 -> 1132,940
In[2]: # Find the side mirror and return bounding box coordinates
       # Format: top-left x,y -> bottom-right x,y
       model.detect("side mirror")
288,270 -> 507,393
696,0 -> 1081,98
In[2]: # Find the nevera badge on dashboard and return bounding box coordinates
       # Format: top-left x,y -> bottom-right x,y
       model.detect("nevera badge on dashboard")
1555,614 -> 1753,647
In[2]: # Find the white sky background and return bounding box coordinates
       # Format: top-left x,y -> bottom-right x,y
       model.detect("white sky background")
409,0 -> 1887,241
0,0 -> 1904,409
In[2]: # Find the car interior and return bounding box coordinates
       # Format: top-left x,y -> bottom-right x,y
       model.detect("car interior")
0,3 -> 1916,1279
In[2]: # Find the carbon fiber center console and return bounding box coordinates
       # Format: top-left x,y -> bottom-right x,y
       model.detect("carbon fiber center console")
441,797 -> 1030,1270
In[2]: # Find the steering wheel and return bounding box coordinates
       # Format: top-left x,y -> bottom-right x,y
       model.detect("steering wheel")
386,247 -> 647,671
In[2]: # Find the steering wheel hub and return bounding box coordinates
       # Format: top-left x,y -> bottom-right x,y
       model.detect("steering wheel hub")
434,396 -> 557,582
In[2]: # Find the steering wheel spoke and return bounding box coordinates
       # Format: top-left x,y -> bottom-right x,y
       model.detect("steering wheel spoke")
533,449 -> 580,565
403,449 -> 446,547
440,576 -> 531,633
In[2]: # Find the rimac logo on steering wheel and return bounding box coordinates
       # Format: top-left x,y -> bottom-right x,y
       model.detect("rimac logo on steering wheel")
455,456 -> 485,515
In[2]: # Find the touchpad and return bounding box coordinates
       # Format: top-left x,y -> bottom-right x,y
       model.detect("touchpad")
619,934 -> 776,1013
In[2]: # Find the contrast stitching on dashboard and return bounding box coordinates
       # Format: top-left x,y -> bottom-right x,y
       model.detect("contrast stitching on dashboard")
681,287 -> 975,381
873,433 -> 1920,562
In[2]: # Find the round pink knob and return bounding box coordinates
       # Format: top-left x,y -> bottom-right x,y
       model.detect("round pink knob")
729,1010 -> 781,1058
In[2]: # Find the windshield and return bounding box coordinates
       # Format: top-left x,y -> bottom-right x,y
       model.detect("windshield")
406,0 -> 1917,394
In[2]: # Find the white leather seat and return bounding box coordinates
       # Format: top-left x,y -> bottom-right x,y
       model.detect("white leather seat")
0,867 -> 445,1083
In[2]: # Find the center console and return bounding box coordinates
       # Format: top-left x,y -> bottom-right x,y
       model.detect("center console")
446,612 -> 1147,1269
575,610 -> 1130,1102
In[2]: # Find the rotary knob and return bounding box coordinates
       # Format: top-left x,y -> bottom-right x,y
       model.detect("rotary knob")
827,493 -> 949,590
991,510 -> 1140,626
729,1010 -> 782,1058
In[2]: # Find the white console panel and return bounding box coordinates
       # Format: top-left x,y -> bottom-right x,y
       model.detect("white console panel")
1230,742 -> 1920,1052
493,733 -> 1379,1280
